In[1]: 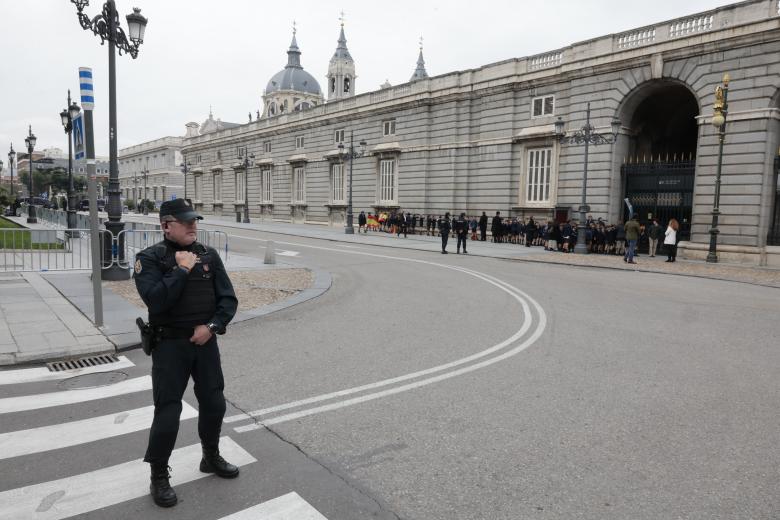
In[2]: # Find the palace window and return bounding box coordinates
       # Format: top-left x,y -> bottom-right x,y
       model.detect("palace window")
331,163 -> 345,204
379,159 -> 397,204
293,166 -> 306,203
194,175 -> 202,201
263,141 -> 271,153
295,136 -> 305,149
334,129 -> 345,144
213,171 -> 222,202
526,148 -> 552,203
261,167 -> 272,203
532,95 -> 555,117
235,170 -> 245,203
382,120 -> 396,136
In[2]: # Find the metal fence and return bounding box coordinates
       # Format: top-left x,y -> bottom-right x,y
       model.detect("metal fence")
0,228 -> 111,272
117,229 -> 229,269
5,208 -> 229,272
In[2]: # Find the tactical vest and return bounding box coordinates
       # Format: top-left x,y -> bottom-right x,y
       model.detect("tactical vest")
149,241 -> 217,328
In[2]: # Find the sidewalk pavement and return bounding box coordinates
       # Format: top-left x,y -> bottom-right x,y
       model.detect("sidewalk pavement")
121,213 -> 780,289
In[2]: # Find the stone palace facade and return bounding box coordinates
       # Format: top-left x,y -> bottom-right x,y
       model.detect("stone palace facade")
178,1 -> 780,266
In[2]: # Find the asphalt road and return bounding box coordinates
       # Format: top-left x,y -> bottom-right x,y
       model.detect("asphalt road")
1,225 -> 778,519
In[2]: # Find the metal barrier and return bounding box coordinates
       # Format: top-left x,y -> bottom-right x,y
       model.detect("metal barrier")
0,228 -> 112,272
9,207 -> 229,271
117,229 -> 229,269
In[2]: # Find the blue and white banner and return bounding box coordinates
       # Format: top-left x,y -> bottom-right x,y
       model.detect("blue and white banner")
73,113 -> 85,160
78,67 -> 94,110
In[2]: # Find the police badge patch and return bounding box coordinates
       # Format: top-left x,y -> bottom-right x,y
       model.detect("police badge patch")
134,259 -> 142,274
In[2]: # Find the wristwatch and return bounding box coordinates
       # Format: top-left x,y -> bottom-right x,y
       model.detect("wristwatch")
207,322 -> 219,334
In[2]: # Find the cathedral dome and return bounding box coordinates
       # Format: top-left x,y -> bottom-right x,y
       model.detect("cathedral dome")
266,68 -> 321,95
265,32 -> 322,96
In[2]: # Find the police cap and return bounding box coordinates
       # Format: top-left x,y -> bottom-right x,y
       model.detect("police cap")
159,199 -> 202,221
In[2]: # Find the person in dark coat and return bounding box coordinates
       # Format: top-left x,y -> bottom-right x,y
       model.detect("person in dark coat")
134,199 -> 239,508
439,212 -> 451,253
455,212 -> 469,254
358,211 -> 367,233
491,212 -> 502,243
479,212 -> 488,241
525,217 -> 537,247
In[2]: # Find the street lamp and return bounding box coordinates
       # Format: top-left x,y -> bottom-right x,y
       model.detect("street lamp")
141,159 -> 149,215
180,158 -> 190,202
71,0 -> 148,279
555,102 -> 621,254
7,144 -> 15,198
60,90 -> 81,232
707,73 -> 730,263
24,126 -> 37,224
337,131 -> 367,234
241,152 -> 254,223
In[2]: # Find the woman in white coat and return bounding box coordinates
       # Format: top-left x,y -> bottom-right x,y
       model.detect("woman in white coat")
664,218 -> 679,262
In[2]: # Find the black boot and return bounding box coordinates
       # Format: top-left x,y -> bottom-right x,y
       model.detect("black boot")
150,463 -> 177,507
200,448 -> 240,478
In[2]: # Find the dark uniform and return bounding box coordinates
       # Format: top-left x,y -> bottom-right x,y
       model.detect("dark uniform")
439,213 -> 452,254
134,199 -> 238,507
455,213 -> 468,254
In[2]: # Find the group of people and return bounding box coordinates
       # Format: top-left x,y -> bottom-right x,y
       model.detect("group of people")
358,210 -> 683,261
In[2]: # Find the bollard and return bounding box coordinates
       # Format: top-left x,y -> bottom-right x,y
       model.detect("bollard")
264,240 -> 276,264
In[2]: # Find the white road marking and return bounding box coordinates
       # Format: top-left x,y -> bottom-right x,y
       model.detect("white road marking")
0,403 -> 197,460
221,233 -> 548,432
0,375 -> 151,414
0,356 -> 135,386
234,269 -> 546,432
276,250 -> 300,257
0,436 -> 255,520
218,492 -> 328,520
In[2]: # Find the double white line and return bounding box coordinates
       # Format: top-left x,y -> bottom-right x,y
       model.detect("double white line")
221,238 -> 547,432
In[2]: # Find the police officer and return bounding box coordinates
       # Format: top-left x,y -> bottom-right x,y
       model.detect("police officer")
455,212 -> 468,254
134,199 -> 239,508
439,212 -> 451,254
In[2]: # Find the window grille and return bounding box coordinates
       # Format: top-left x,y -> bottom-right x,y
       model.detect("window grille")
526,148 -> 552,203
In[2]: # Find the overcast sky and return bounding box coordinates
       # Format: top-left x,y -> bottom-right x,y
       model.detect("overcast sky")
0,0 -> 737,164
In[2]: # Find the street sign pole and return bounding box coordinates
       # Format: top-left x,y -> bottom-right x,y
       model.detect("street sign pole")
80,67 -> 103,327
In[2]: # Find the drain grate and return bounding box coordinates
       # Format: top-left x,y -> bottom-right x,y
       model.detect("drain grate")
47,354 -> 120,372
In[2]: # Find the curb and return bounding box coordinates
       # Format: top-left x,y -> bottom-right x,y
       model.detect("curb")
186,218 -> 780,290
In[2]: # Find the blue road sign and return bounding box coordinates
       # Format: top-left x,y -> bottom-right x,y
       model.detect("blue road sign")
73,114 -> 85,160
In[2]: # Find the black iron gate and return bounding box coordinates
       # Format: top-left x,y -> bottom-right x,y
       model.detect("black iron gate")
768,155 -> 780,246
621,159 -> 695,242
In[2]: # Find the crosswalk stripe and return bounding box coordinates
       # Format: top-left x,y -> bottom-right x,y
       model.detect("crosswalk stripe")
0,375 -> 151,414
0,402 -> 198,460
0,356 -> 135,386
0,436 -> 256,520
218,492 -> 328,519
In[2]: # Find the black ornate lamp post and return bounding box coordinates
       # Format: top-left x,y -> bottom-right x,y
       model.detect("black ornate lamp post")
242,152 -> 254,223
555,103 -> 621,254
180,158 -> 190,202
132,171 -> 139,212
7,144 -> 15,198
71,0 -> 147,278
337,131 -> 367,234
707,73 -> 730,264
24,126 -> 37,224
60,90 -> 81,232
141,159 -> 149,215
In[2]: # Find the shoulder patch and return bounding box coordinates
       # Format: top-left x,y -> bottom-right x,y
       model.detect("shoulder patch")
134,259 -> 143,274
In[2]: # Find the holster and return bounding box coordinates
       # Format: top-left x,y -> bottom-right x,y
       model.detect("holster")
136,317 -> 156,356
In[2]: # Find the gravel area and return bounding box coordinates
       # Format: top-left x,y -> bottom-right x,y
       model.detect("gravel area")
521,252 -> 780,287
105,268 -> 314,311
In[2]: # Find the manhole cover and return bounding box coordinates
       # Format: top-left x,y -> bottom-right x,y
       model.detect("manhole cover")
58,371 -> 128,390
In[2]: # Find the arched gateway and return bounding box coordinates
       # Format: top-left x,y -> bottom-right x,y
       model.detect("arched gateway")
619,81 -> 700,243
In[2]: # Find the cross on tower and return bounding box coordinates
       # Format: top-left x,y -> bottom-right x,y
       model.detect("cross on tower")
339,10 -> 345,26
292,20 -> 297,35
419,36 -> 424,51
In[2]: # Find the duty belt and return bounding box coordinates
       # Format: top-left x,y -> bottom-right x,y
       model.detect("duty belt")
154,326 -> 195,339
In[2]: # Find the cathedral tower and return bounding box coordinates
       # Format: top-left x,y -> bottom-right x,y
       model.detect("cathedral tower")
326,17 -> 356,100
